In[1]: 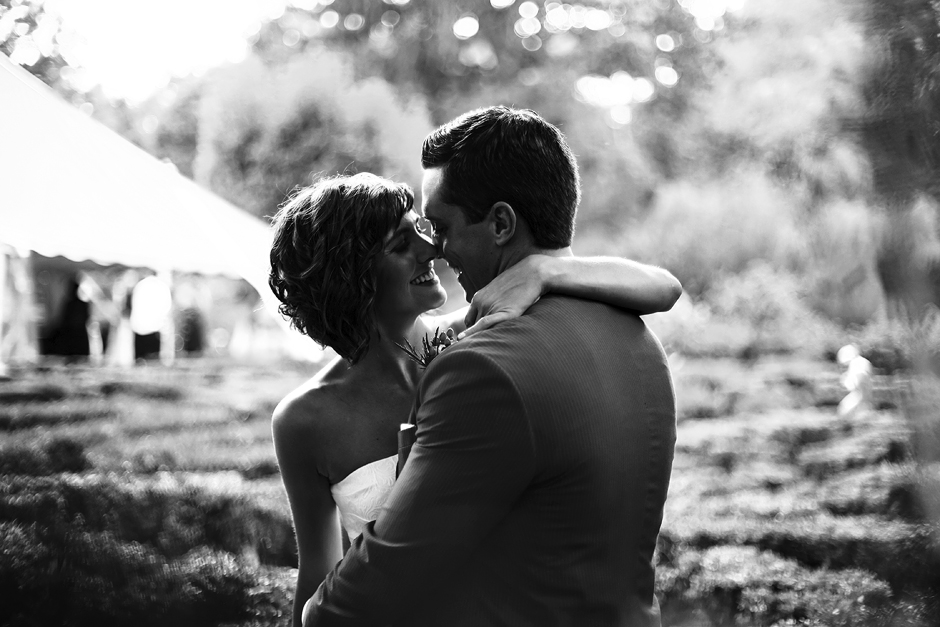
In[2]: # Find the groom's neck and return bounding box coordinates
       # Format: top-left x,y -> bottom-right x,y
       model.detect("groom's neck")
497,244 -> 573,277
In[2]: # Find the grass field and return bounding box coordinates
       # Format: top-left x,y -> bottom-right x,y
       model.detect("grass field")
1,353 -> 938,626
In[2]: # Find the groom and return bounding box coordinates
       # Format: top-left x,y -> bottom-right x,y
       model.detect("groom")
304,106 -> 677,626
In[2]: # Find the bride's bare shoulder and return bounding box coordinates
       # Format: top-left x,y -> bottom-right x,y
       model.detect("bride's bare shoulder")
271,356 -> 352,442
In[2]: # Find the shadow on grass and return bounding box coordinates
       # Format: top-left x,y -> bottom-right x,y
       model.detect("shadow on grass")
0,406 -> 114,431
0,469 -> 297,626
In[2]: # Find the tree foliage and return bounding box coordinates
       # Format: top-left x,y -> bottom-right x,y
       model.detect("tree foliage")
186,49 -> 432,219
0,0 -> 70,96
854,0 -> 940,205
850,0 -> 940,309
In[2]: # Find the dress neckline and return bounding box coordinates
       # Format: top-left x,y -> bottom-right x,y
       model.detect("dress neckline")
331,454 -> 397,492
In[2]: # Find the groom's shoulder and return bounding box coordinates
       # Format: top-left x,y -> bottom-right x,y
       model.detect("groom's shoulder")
512,293 -> 644,333
449,295 -> 639,358
453,295 -> 661,374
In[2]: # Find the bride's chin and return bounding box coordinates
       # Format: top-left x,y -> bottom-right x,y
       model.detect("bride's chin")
419,291 -> 447,314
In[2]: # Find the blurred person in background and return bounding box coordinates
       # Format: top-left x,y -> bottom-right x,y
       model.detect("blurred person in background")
130,275 -> 172,360
45,275 -> 90,362
269,170 -> 680,627
74,272 -> 122,365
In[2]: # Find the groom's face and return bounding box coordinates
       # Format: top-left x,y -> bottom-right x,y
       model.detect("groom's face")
421,168 -> 497,302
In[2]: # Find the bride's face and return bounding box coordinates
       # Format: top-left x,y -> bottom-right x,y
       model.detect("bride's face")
372,210 -> 447,320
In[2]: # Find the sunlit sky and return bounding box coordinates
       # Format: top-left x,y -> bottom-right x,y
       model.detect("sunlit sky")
7,0 -> 745,105
34,0 -> 288,102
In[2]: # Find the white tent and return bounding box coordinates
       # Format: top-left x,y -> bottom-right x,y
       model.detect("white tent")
0,52 -> 272,283
0,53 -> 308,366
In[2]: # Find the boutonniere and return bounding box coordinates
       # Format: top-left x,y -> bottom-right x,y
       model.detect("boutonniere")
397,327 -> 458,369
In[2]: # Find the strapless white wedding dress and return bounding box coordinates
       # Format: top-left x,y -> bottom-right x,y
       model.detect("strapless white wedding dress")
330,455 -> 397,540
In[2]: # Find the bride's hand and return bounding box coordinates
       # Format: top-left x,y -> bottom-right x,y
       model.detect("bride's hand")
461,255 -> 549,339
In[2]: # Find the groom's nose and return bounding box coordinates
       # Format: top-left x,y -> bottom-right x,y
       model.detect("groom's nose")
423,231 -> 444,259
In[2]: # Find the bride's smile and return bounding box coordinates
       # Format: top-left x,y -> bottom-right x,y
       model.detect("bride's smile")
409,265 -> 439,286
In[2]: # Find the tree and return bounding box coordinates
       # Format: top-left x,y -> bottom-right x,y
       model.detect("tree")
854,0 -> 940,205
852,0 -> 940,309
191,49 -> 433,220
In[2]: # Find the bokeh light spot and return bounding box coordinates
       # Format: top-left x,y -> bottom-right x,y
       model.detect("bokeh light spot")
490,0 -> 516,8
610,105 -> 633,126
141,115 -> 159,134
632,77 -> 655,102
585,9 -> 611,31
10,36 -> 41,66
381,10 -> 401,27
343,13 -> 365,31
518,1 -> 539,19
369,22 -> 392,45
514,17 -> 541,38
522,35 -> 542,51
546,6 -> 570,31
569,5 -> 588,28
453,14 -> 480,40
302,19 -> 319,37
612,70 -> 634,87
695,15 -> 716,31
575,74 -> 633,108
607,22 -> 626,37
545,31 -> 578,56
458,39 -> 498,69
320,11 -> 339,28
282,28 -> 301,47
655,65 -> 679,87
656,34 -> 676,52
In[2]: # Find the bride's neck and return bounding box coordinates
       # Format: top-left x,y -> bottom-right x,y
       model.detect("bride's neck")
350,318 -> 426,387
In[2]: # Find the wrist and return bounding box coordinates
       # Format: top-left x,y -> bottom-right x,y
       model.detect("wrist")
534,254 -> 559,295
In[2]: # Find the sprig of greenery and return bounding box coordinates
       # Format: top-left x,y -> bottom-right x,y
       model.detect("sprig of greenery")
396,328 -> 457,369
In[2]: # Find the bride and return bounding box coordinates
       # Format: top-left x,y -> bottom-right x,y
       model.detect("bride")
268,172 -> 681,627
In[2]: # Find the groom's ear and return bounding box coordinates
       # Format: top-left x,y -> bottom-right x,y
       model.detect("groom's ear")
488,202 -> 516,246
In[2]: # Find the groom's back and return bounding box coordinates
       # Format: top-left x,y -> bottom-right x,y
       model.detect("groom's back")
412,294 -> 676,626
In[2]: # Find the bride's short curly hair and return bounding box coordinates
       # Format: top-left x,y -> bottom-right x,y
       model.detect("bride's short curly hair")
268,173 -> 413,364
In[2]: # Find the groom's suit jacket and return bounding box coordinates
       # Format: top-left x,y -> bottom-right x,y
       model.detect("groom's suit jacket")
306,294 -> 677,627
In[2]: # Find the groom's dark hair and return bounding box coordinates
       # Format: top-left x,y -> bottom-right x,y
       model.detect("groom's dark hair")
421,106 -> 580,249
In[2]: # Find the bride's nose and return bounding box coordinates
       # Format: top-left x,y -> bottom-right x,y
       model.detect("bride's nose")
415,234 -> 437,264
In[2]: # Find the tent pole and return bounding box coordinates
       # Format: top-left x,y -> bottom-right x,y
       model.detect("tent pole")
0,246 -> 8,378
159,268 -> 175,366
19,252 -> 40,364
0,247 -> 40,373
